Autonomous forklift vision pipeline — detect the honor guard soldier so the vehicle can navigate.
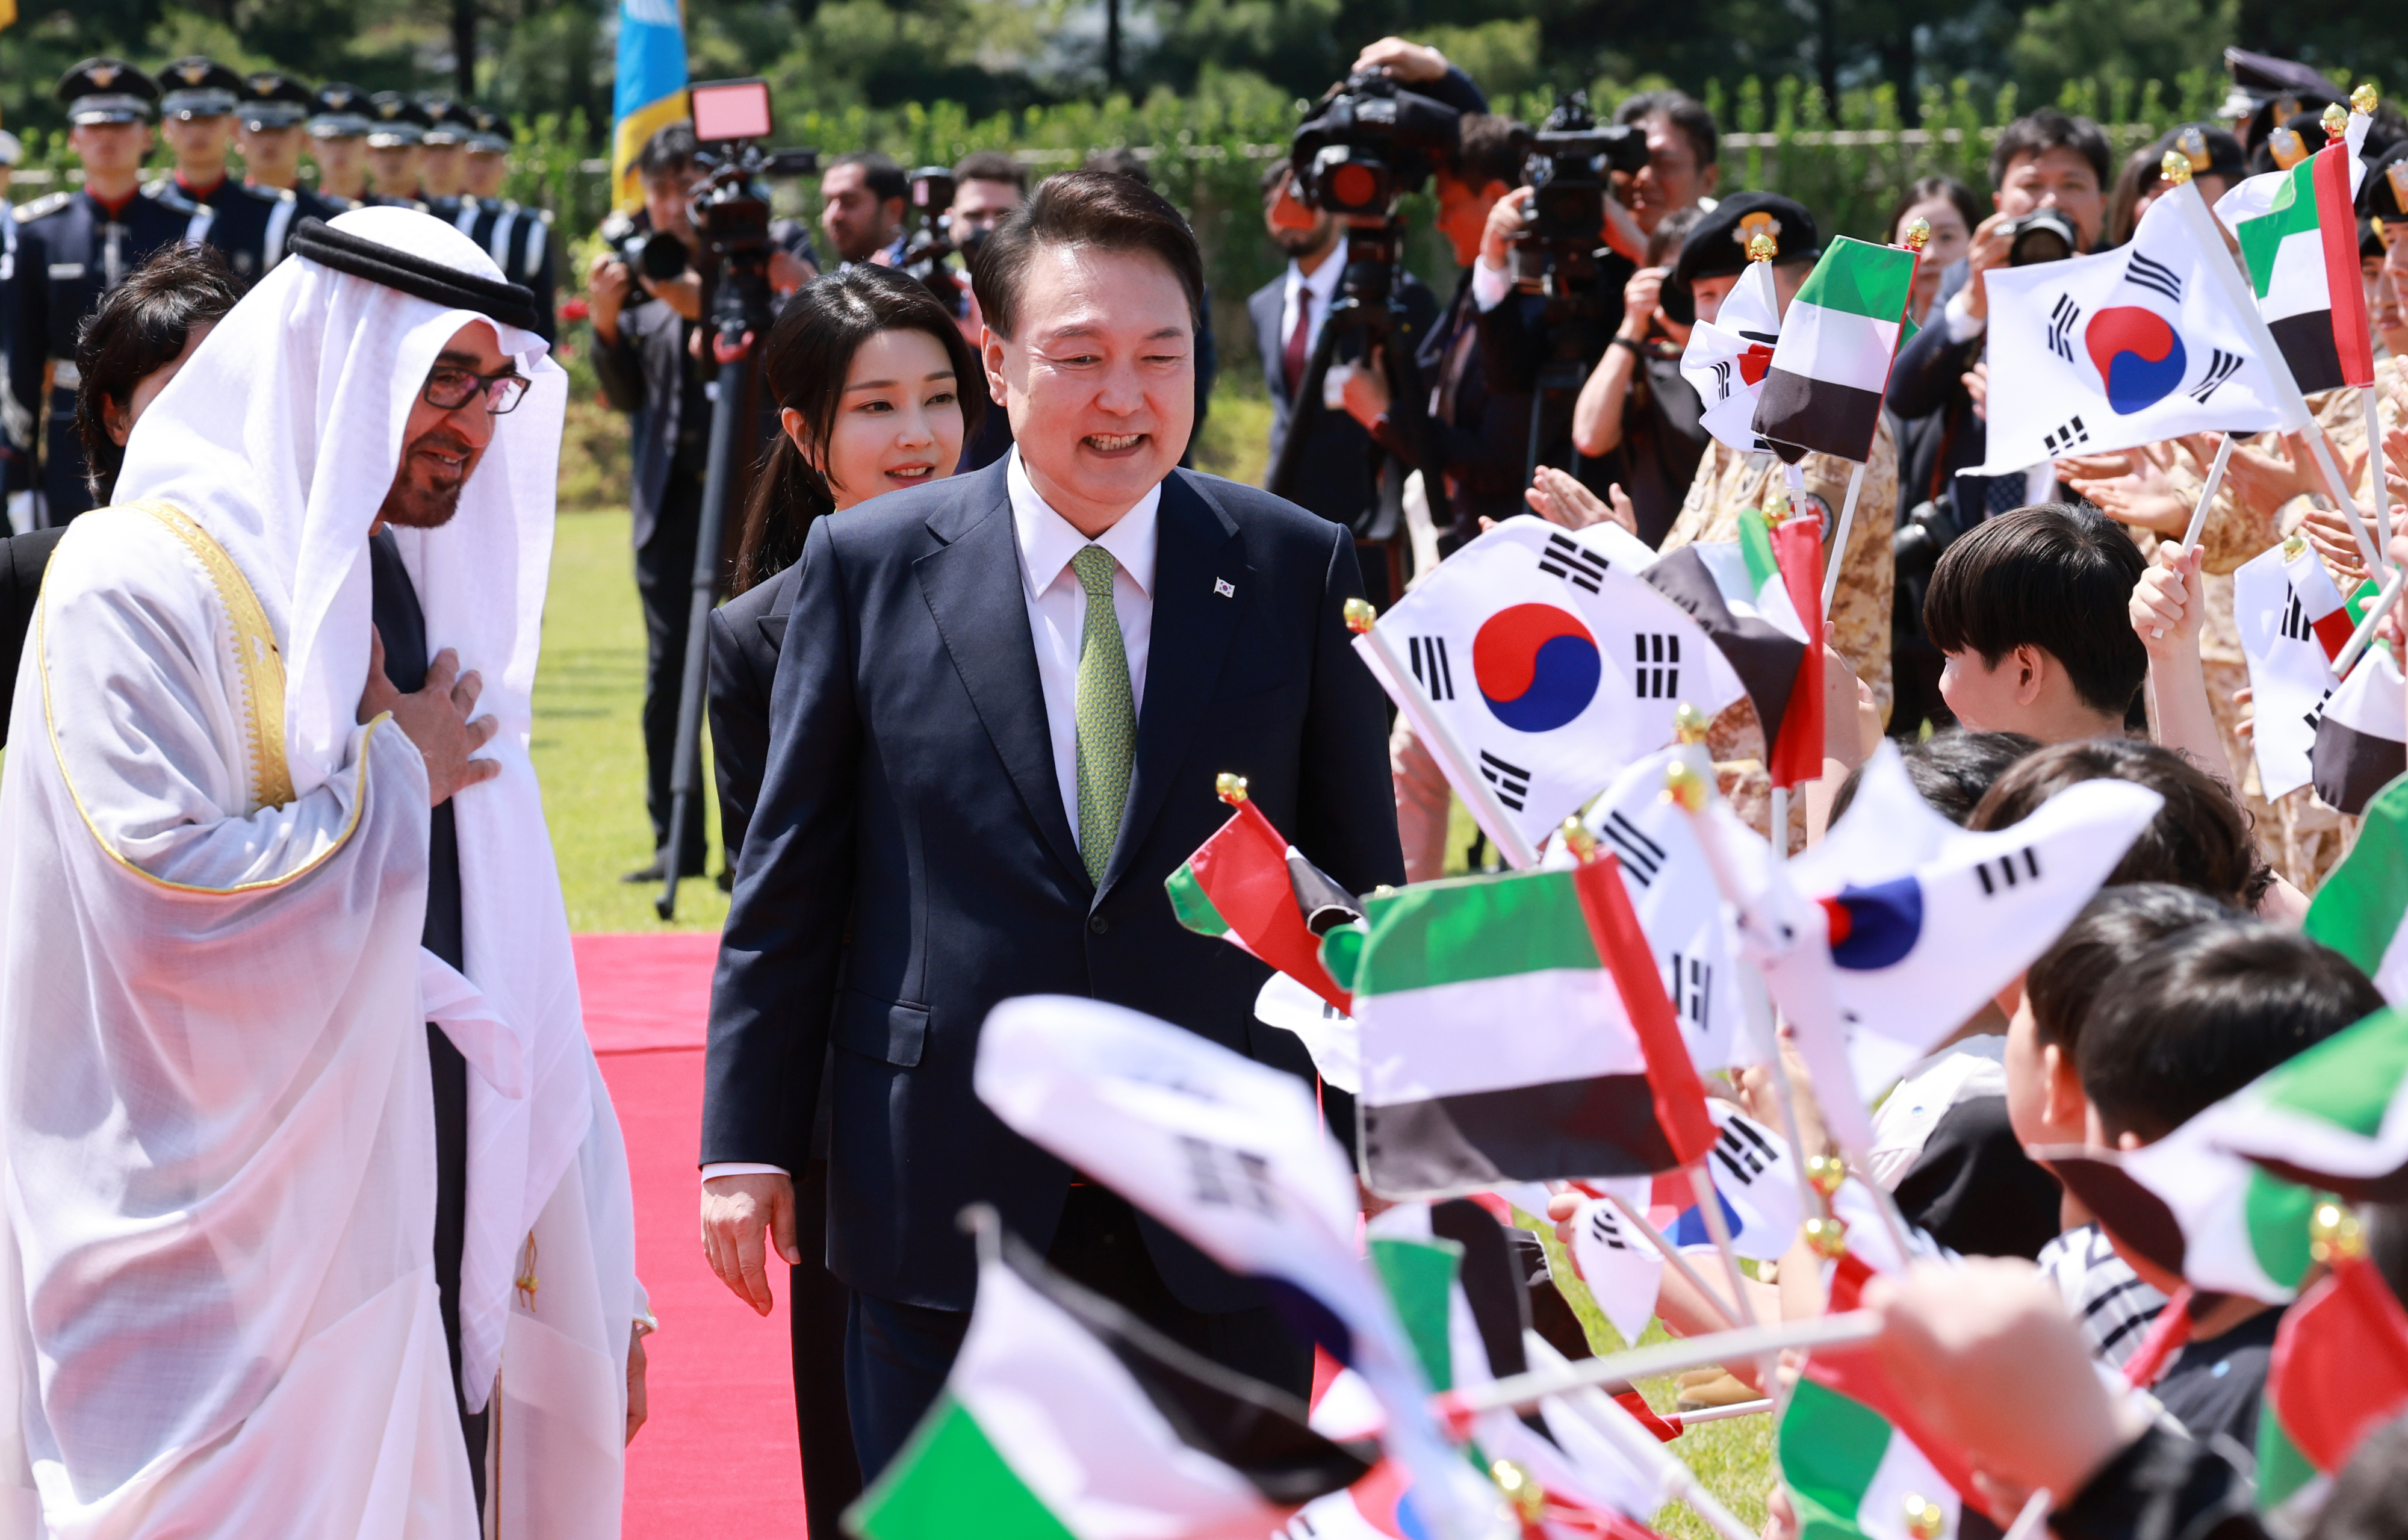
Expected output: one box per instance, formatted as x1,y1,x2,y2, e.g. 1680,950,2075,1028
414,96,476,221
305,83,374,208
363,92,430,206
146,56,301,284
238,72,344,224
2,128,34,526
14,58,187,524
458,108,557,341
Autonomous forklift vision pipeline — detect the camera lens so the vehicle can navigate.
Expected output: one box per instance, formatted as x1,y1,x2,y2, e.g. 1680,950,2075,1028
2006,210,2078,266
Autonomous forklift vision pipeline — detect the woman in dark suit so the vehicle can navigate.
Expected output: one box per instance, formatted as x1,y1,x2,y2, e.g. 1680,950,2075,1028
706,264,981,1538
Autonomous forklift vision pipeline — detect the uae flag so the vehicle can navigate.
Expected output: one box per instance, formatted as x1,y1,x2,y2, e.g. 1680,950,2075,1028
2310,644,2407,816
1779,1379,2000,1540
2175,997,2408,1205
848,1232,1373,1540
2257,1250,2408,1514
1752,237,1919,464
2040,1125,2320,1305
1341,861,1715,1197
1168,795,1361,1013
2236,541,2345,799
2304,778,2408,1003
1641,506,1825,787
1680,257,1783,452
2218,107,2374,395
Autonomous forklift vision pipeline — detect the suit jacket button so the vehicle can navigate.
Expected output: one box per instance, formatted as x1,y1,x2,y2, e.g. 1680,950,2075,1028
1090,915,1109,935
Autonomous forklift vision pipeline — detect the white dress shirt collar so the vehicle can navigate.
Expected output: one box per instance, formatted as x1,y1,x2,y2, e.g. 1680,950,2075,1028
1007,447,1161,599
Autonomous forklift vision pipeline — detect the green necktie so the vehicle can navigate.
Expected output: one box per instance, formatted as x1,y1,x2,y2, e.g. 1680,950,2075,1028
1071,544,1135,886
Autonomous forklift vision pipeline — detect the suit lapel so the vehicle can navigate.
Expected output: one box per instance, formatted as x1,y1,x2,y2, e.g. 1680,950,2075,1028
915,468,1088,887
1099,473,1242,901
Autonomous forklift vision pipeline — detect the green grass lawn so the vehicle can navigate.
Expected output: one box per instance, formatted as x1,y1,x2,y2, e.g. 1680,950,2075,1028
532,508,730,933
530,495,1775,1526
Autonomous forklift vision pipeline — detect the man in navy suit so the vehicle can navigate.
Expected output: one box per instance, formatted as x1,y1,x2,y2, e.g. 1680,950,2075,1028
699,171,1404,1477
1246,161,1439,609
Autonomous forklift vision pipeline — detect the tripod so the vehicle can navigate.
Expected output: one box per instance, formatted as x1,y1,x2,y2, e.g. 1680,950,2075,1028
656,226,778,920
1266,217,1449,595
1514,239,1613,492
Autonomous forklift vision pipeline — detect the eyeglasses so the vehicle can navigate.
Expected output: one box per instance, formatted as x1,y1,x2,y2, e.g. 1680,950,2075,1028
420,363,530,415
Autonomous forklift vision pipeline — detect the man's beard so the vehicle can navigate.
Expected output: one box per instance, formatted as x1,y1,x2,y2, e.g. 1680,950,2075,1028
378,431,482,529
1273,227,1333,258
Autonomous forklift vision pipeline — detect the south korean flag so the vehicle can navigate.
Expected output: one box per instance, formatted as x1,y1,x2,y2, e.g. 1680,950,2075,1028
1975,188,2299,476
2236,539,2346,800
1359,516,1744,860
1542,748,1745,1070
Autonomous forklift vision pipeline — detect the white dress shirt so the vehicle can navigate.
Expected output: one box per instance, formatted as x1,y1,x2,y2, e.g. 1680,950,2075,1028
1008,447,1159,845
1280,240,1349,373
701,449,1161,1185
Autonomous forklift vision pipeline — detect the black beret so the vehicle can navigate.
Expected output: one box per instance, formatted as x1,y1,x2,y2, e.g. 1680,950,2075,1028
1664,191,1820,326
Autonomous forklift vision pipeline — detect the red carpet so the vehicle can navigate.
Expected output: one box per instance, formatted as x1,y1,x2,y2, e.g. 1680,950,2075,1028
582,934,805,1537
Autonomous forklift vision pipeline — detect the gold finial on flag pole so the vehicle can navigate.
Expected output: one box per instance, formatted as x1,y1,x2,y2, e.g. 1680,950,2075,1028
1805,1153,1848,1198
1747,232,1778,263
1664,759,1709,812
2310,1200,2365,1263
1342,597,1376,635
1903,1496,1947,1540
2161,150,2193,187
1901,217,1931,253
1215,773,1249,805
2323,102,2352,138
1560,816,1598,862
1674,701,1712,745
2354,82,2380,116
1802,1214,1851,1259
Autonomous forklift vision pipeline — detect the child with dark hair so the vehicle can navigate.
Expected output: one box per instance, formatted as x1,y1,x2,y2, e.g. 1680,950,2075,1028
2076,922,2383,1449
1923,502,2149,741
1970,737,2280,910
1829,728,2037,825
2014,884,2236,1369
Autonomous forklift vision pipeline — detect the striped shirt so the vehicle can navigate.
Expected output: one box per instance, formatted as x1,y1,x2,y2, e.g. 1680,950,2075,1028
2038,1222,2169,1371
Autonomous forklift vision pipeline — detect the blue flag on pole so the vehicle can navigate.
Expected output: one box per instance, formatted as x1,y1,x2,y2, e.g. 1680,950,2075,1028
612,0,689,212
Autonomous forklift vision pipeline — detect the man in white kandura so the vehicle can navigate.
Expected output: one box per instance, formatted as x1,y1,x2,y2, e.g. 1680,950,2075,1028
0,206,644,1538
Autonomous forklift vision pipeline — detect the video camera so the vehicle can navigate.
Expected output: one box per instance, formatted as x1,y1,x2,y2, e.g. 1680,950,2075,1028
897,165,967,311
1507,93,1647,282
1289,70,1463,220
612,225,690,283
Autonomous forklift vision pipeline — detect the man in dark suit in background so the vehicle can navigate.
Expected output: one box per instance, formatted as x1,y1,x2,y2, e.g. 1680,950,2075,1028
699,171,1403,1478
1247,160,1437,609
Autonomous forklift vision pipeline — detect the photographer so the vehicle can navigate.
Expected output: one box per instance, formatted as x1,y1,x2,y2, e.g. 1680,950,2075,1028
945,150,1026,469
1887,107,2111,732
589,121,715,884
1249,160,1439,603
1335,111,1531,546
1567,206,1703,548
819,151,908,267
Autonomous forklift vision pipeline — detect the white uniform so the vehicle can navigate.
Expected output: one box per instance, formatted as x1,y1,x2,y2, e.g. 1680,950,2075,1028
0,207,638,1538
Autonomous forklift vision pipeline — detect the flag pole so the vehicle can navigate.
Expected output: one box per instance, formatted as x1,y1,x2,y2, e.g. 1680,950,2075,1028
1820,459,1867,618
2333,564,2408,677
2178,433,2235,551
1521,1334,1763,1540
1345,600,1542,869
2366,385,2394,557
1439,1309,1884,1418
